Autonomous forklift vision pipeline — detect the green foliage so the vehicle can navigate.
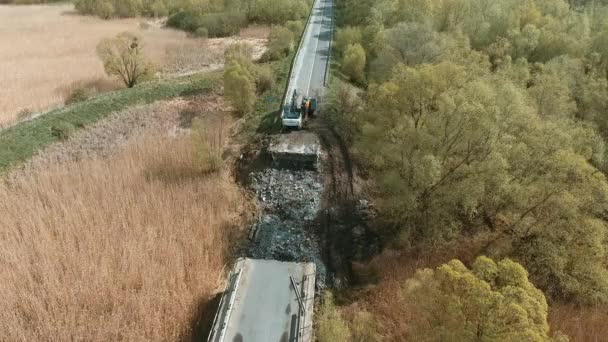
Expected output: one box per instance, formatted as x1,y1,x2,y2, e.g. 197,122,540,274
50,122,75,141
261,26,295,62
254,65,275,93
151,0,169,17
334,0,608,306
356,61,608,304
406,257,551,341
191,118,223,173
342,43,366,83
65,86,95,105
0,73,217,174
167,11,246,37
327,80,363,143
351,311,380,342
248,0,309,24
194,27,209,38
75,0,311,36
223,57,256,115
317,292,351,342
167,11,200,32
334,26,362,56
96,32,155,88
286,20,305,36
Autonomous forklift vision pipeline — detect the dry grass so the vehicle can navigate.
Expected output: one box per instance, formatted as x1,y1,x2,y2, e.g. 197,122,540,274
549,304,608,341
0,4,266,126
0,133,248,341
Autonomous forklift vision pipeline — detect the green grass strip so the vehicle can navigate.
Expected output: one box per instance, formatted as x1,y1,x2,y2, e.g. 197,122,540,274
0,72,218,173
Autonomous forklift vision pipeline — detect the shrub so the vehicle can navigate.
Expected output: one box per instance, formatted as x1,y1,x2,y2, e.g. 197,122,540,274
199,12,246,37
317,292,351,342
335,26,362,56
191,118,224,173
351,311,380,342
225,42,254,65
150,0,168,17
224,61,256,115
286,20,305,36
261,26,294,61
50,122,75,141
342,43,366,84
254,65,275,93
194,27,208,38
64,86,95,105
167,11,200,32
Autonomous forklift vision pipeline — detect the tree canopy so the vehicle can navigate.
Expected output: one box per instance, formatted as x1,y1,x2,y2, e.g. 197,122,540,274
96,32,155,88
333,0,608,305
406,257,552,341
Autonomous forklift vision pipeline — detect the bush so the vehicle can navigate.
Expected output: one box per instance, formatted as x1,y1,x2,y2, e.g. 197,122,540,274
150,0,168,17
317,292,351,342
286,20,305,36
335,26,362,56
65,87,93,105
50,122,76,141
342,43,366,84
327,81,363,143
254,65,275,93
168,11,246,37
194,27,208,38
167,11,200,32
261,26,294,62
199,12,246,37
191,118,223,174
224,61,256,115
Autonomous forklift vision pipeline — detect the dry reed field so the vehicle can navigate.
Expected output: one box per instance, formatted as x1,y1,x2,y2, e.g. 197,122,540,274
0,4,266,126
0,134,247,340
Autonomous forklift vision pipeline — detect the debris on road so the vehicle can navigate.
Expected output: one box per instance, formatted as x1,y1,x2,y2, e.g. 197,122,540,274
245,163,328,288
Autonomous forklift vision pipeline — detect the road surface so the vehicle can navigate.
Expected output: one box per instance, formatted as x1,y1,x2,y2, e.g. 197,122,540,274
208,1,332,341
290,0,333,99
208,259,316,342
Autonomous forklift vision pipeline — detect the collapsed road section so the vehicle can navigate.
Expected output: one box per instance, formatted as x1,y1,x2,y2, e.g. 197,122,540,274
208,0,334,340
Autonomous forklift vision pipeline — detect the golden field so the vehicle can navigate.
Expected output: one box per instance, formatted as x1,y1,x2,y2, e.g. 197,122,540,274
0,4,267,127
0,132,248,340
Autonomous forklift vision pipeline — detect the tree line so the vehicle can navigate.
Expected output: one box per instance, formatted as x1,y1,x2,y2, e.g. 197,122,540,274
73,0,311,37
322,0,608,339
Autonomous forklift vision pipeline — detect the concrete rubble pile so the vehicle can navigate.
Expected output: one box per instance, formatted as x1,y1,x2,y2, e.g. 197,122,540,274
246,166,328,288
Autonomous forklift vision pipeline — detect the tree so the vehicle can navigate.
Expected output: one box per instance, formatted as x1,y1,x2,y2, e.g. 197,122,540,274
369,21,456,81
96,32,155,88
405,257,552,341
334,26,362,56
356,62,608,304
528,72,576,118
223,61,256,115
342,43,366,83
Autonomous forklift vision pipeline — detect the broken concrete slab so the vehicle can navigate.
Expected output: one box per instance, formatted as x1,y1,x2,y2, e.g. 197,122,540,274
268,131,321,167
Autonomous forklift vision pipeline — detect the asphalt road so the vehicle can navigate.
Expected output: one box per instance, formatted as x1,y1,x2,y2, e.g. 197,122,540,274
211,259,316,342
292,0,333,99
